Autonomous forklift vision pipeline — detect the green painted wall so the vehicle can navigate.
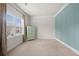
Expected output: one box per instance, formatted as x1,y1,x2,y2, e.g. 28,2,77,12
55,3,79,51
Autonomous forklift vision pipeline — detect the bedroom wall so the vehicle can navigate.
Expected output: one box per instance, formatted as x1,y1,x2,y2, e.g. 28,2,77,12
55,3,79,51
31,16,55,39
24,14,31,26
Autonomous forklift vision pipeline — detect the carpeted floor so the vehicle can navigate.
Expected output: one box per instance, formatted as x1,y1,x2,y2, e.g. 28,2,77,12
8,39,78,56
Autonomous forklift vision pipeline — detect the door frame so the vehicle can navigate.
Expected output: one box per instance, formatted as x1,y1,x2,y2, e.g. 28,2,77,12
0,3,7,56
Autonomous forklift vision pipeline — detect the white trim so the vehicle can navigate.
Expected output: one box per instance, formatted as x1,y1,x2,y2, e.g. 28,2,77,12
53,3,69,18
55,38,79,55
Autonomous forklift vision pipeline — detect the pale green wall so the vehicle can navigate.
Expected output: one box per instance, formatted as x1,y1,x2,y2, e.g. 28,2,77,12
55,3,79,51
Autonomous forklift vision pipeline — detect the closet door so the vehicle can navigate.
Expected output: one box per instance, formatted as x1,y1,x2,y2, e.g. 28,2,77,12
0,4,7,56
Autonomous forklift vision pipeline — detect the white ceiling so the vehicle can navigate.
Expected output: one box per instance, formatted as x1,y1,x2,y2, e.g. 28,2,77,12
16,3,65,16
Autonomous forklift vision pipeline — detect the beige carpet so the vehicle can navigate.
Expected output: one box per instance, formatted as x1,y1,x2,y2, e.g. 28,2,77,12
8,39,78,56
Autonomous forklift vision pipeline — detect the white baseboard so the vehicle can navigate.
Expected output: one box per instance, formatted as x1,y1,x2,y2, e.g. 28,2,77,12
55,38,79,55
